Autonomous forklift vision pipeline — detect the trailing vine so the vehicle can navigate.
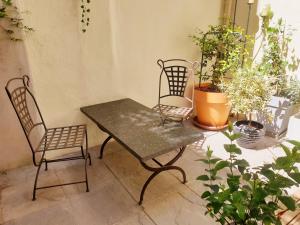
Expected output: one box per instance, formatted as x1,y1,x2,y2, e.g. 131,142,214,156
80,0,91,33
0,0,33,41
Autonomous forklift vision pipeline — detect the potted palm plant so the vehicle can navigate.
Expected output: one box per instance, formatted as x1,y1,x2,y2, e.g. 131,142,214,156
197,124,300,225
256,6,300,138
223,66,272,148
191,24,246,130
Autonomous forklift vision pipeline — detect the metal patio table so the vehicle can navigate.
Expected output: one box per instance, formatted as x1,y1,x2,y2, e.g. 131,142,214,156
80,98,203,204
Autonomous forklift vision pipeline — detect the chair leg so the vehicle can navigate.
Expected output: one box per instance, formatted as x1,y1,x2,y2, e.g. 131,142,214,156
44,160,48,171
32,152,45,201
84,132,90,192
88,153,92,166
81,146,92,166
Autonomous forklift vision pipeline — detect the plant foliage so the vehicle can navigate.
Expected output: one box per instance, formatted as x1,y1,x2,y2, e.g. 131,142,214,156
0,0,33,41
223,66,272,117
80,0,91,33
191,25,248,92
257,5,300,103
198,123,300,225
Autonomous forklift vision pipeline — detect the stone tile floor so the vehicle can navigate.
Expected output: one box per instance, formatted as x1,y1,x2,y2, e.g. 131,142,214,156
0,130,299,225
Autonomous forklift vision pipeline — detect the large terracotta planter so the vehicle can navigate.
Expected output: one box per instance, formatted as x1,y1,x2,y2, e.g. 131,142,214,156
194,86,230,130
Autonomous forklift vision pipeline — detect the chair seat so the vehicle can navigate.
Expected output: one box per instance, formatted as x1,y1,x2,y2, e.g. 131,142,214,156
153,104,193,120
36,125,86,152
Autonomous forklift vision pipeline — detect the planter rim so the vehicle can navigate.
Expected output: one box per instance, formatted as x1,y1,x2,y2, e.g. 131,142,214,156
234,120,264,130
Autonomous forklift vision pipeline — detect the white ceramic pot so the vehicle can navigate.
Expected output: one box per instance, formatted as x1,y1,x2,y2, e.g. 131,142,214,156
233,120,265,149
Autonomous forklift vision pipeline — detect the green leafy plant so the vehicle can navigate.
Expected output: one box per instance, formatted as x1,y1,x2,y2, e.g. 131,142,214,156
80,0,91,33
257,5,300,102
191,25,248,92
197,123,300,225
223,66,272,122
0,0,33,41
281,79,300,105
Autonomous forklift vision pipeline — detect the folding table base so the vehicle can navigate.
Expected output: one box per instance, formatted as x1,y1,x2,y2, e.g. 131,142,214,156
99,135,187,205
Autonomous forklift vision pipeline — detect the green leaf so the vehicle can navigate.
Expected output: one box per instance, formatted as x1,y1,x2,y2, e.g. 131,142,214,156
275,174,296,188
253,187,267,202
260,168,275,180
210,184,219,193
195,159,209,163
224,144,242,154
280,144,291,156
222,131,241,142
288,140,300,148
242,173,251,181
233,191,245,203
278,196,296,211
289,172,300,183
227,175,240,192
275,156,293,170
201,191,211,199
214,160,230,171
196,175,210,181
236,203,246,220
228,122,233,132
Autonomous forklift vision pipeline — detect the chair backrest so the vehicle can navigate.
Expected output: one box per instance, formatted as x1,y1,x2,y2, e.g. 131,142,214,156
5,75,46,165
157,59,197,106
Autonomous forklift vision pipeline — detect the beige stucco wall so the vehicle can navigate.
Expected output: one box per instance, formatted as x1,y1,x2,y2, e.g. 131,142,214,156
112,0,222,107
0,0,222,170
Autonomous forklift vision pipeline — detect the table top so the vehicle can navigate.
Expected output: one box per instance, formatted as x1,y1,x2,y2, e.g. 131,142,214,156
80,98,203,161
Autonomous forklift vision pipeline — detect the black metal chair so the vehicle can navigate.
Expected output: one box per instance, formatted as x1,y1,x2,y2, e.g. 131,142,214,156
153,59,197,124
5,75,91,200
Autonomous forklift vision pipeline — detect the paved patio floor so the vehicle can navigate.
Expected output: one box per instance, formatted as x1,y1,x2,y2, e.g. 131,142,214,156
0,129,299,225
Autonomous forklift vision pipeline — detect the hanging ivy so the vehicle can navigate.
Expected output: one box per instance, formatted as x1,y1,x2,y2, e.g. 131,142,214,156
0,0,33,41
80,0,90,33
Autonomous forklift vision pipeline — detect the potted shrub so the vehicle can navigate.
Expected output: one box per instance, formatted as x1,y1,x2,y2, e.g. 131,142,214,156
191,24,246,130
223,66,272,148
197,123,300,224
256,6,300,138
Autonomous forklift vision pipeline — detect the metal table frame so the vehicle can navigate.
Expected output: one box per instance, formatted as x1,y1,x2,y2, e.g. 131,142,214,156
99,135,187,205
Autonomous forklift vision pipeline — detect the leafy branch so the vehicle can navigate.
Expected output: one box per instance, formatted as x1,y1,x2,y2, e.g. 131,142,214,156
197,123,300,225
0,0,33,41
80,0,91,33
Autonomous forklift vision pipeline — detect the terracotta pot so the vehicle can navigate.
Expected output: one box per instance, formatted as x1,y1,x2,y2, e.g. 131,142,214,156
194,85,230,129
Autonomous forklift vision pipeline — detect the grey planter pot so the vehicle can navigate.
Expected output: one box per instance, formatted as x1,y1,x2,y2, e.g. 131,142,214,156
257,96,298,139
233,120,265,149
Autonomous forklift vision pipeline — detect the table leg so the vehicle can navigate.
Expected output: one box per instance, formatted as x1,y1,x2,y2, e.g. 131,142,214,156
99,135,112,159
138,146,187,205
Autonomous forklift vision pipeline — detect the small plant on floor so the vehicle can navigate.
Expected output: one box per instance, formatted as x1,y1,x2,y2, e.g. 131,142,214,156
222,64,273,148
80,0,91,33
223,65,272,122
197,123,300,225
0,0,33,41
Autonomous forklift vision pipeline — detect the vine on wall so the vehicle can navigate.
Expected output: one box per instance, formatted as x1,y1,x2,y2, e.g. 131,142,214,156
0,0,33,41
81,0,91,33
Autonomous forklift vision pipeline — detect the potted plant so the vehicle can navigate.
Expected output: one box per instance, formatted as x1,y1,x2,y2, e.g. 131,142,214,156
256,6,300,138
191,24,246,130
223,66,272,148
197,123,300,224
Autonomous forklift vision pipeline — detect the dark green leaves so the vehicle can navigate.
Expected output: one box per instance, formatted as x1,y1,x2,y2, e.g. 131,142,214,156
223,131,241,142
197,175,209,181
196,127,300,224
214,161,230,171
224,144,242,154
278,196,296,211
